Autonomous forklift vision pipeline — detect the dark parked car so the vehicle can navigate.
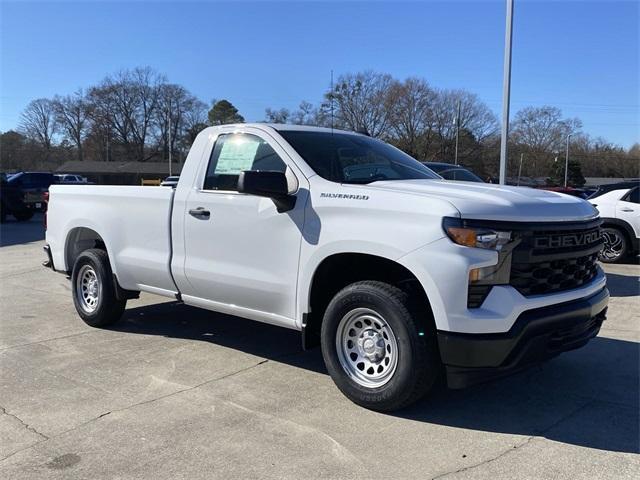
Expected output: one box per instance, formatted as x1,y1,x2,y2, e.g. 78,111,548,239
423,162,484,182
536,186,590,198
586,180,640,200
0,172,56,222
1,174,31,222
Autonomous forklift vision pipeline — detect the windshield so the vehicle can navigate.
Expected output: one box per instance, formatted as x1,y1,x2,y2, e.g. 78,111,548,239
278,130,440,184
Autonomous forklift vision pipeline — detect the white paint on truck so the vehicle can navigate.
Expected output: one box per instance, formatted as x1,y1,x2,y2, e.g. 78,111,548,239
45,123,609,410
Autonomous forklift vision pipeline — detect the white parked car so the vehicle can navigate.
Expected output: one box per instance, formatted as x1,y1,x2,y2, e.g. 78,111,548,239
43,124,608,411
588,181,640,262
55,174,90,184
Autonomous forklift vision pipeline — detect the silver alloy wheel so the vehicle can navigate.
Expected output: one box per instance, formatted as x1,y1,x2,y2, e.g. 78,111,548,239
336,307,399,388
600,230,624,261
76,265,100,313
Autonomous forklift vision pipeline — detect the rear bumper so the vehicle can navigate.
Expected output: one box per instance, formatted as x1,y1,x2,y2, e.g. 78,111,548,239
438,287,609,388
42,244,54,270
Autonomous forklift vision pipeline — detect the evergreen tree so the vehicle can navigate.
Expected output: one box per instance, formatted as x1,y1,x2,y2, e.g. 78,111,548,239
208,100,244,125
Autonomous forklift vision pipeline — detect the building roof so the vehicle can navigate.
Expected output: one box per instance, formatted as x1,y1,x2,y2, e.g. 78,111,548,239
584,177,637,186
56,161,182,175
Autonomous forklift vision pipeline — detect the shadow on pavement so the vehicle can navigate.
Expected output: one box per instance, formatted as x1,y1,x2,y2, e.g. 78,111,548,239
114,300,639,455
606,272,640,297
0,214,45,247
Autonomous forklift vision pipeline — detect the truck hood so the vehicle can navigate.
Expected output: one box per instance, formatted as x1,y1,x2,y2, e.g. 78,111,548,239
368,180,599,222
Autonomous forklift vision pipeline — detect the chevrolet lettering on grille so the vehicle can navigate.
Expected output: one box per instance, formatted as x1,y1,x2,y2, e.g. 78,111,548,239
534,231,601,249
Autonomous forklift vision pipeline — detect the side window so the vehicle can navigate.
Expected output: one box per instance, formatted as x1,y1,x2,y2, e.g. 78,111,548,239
623,187,639,204
203,133,287,191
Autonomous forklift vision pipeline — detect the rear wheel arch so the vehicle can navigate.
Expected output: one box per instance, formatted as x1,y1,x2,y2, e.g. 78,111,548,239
64,227,137,300
65,227,112,274
303,252,435,350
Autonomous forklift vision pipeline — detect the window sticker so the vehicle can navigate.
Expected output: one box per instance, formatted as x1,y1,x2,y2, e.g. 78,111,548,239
214,136,259,174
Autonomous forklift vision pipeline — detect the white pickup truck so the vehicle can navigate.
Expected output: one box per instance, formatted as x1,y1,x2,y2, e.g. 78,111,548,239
44,124,609,411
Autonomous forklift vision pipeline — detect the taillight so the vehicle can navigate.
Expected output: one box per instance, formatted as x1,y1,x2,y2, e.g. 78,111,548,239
43,191,49,229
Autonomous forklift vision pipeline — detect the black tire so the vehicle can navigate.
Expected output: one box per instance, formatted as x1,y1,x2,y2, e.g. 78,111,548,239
71,249,126,327
320,281,440,412
13,211,34,222
599,227,628,263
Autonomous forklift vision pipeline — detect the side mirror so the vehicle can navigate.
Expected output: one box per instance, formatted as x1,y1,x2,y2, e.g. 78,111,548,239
237,170,295,213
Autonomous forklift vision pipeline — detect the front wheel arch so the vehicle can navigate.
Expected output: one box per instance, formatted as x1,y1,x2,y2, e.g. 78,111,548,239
303,253,435,350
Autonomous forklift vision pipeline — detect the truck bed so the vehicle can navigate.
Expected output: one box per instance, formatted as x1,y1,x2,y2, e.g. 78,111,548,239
46,185,177,294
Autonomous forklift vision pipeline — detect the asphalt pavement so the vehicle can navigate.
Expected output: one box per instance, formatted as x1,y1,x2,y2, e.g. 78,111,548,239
0,215,638,479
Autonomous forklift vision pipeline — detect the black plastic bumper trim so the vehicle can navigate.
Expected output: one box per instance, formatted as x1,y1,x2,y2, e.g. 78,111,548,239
42,245,54,270
438,287,609,388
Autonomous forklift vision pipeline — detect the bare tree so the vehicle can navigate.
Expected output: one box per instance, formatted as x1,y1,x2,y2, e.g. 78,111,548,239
88,67,165,161
430,89,498,161
328,71,395,137
511,106,581,153
155,83,207,160
181,95,208,149
432,90,498,143
19,98,57,155
292,100,332,126
388,77,437,158
265,107,290,124
53,91,90,161
264,101,332,127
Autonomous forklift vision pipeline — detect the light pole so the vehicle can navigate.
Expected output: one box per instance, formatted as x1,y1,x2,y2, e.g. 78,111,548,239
499,0,514,185
166,99,173,177
564,133,572,188
454,99,461,165
517,153,523,186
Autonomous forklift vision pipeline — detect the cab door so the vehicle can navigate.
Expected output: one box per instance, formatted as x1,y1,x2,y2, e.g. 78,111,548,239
178,129,307,327
617,187,640,239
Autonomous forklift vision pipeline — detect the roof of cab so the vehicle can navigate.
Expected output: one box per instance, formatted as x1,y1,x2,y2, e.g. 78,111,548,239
205,123,364,136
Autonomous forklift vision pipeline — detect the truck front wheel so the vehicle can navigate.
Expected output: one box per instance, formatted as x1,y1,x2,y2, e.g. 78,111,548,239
320,281,440,411
71,249,126,327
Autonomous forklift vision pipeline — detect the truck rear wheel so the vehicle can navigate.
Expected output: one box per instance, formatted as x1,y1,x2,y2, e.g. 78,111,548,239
320,281,440,411
71,249,126,327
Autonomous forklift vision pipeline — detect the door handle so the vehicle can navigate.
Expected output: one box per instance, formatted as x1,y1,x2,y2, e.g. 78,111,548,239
620,208,634,212
189,207,210,218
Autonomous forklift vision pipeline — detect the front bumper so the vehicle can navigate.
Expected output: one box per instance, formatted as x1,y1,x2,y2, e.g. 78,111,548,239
438,287,609,388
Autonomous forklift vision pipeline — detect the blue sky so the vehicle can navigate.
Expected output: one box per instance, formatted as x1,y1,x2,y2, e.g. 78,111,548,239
1,0,638,147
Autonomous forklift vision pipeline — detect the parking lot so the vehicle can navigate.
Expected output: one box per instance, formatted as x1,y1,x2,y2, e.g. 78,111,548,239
0,215,638,479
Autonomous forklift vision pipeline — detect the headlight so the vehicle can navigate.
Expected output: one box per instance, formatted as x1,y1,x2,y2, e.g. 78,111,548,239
442,217,512,251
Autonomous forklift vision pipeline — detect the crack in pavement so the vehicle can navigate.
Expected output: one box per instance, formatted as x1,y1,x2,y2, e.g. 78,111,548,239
0,330,95,353
0,406,49,441
0,267,43,280
429,400,596,479
430,437,536,480
0,350,302,464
